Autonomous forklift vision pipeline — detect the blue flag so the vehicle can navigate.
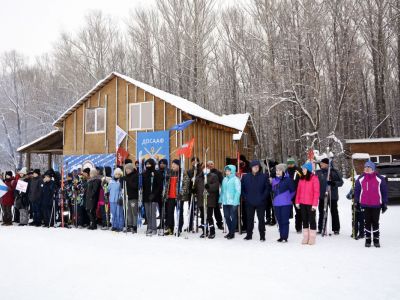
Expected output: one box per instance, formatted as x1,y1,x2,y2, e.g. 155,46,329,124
169,120,194,131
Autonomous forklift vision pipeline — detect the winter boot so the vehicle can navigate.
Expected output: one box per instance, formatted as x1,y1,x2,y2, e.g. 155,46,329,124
373,238,380,248
302,228,310,244
243,234,252,240
132,226,137,234
365,238,372,248
200,227,208,238
208,226,216,239
308,230,317,245
227,233,235,240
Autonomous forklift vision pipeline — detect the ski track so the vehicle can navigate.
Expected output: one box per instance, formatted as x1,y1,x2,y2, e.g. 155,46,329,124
0,179,399,300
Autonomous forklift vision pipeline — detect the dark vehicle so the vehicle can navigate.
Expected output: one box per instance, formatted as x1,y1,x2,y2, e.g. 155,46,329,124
376,163,400,204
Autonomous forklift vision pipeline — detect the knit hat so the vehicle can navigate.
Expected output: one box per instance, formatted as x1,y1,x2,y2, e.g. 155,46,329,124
5,171,13,177
276,163,288,173
82,168,91,175
44,170,53,178
250,160,261,168
33,169,41,176
124,159,133,165
320,158,330,165
364,160,376,171
302,162,313,173
172,159,181,168
114,168,124,177
18,167,27,175
159,159,168,166
125,163,135,173
287,157,296,165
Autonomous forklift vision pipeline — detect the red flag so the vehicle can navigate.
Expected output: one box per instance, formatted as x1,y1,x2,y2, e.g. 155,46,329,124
307,148,314,161
117,147,129,165
177,138,195,158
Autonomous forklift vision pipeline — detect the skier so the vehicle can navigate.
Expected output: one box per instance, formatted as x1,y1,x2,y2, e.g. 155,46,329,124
295,162,320,245
272,164,295,242
41,171,56,227
241,160,271,242
14,167,30,226
76,168,90,228
316,158,343,235
124,163,139,233
207,160,224,230
98,167,111,230
354,161,388,248
286,157,303,233
164,159,183,235
1,171,15,226
265,159,277,226
187,157,201,232
85,168,102,230
108,168,124,232
142,159,163,235
28,169,43,226
219,164,241,239
195,163,219,239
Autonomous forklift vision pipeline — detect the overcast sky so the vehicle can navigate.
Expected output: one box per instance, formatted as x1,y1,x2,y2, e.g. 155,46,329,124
0,0,155,58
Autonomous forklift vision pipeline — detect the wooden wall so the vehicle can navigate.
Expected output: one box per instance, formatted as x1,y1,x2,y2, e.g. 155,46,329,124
63,76,256,170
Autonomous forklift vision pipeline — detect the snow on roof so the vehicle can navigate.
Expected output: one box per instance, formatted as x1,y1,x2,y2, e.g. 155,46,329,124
346,138,400,144
351,153,370,160
53,72,253,137
17,130,61,152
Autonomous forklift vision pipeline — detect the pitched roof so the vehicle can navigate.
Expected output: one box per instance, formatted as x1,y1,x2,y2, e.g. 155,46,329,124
346,138,400,144
52,72,256,142
17,130,63,154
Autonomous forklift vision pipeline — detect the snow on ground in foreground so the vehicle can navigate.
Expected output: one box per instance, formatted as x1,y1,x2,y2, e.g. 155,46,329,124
0,179,399,300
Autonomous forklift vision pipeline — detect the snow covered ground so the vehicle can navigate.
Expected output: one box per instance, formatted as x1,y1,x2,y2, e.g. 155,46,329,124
1,179,399,300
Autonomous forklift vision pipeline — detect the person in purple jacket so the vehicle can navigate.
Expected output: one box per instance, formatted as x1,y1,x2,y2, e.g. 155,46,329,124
354,161,388,248
272,164,295,242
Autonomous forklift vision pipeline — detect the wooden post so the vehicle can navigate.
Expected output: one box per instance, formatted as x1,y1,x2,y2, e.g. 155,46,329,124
48,153,52,170
26,153,31,169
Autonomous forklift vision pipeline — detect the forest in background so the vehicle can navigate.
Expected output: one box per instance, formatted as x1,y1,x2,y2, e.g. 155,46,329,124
1,0,399,170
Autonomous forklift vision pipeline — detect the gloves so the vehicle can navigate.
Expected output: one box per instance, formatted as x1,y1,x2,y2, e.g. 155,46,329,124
117,199,123,206
295,204,300,210
327,181,335,187
311,206,317,211
382,204,388,214
205,183,210,190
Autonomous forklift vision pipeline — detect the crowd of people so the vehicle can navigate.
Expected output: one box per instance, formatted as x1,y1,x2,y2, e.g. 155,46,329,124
0,154,389,247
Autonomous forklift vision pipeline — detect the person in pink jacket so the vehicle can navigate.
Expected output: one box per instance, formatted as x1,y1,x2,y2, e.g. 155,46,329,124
295,162,320,245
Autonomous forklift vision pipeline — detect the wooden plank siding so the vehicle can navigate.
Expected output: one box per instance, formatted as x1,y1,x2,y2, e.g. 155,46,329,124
62,77,257,170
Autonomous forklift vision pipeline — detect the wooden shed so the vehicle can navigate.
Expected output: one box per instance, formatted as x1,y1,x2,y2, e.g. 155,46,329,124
19,72,258,170
346,138,400,164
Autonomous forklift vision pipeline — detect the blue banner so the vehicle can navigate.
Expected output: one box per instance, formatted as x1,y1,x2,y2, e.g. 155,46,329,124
63,154,116,174
137,131,170,164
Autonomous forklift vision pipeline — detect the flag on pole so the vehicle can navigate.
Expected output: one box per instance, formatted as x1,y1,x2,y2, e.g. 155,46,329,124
169,120,194,131
116,125,127,150
117,147,129,165
0,179,8,198
307,148,315,161
176,138,195,158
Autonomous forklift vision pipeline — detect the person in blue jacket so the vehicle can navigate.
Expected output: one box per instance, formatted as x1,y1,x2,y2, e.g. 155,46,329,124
109,168,124,232
219,165,241,240
272,164,295,242
241,160,271,241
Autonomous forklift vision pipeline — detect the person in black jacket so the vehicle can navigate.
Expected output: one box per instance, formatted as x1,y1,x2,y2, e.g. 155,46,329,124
265,159,277,226
316,158,344,235
187,157,201,232
85,169,102,230
143,159,163,235
158,158,168,228
286,157,303,233
41,171,56,227
28,169,43,226
207,160,224,230
124,163,139,233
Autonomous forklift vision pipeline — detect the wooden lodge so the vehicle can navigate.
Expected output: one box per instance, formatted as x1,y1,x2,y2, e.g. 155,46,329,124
18,72,259,170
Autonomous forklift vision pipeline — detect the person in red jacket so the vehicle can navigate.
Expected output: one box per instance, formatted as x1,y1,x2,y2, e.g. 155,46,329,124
1,171,15,225
295,162,320,245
